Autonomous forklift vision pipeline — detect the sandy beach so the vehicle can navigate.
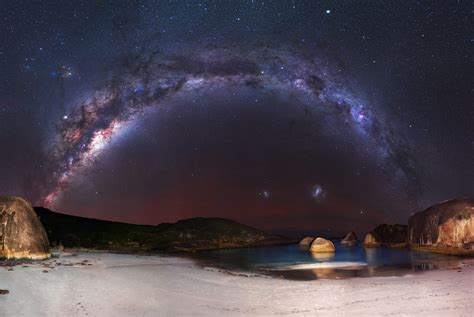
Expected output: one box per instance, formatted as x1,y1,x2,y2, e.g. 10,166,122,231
1,252,473,316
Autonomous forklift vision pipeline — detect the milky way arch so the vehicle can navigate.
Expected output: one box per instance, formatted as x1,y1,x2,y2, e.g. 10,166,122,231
41,45,418,206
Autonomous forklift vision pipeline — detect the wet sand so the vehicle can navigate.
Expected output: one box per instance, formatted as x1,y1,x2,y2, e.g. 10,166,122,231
1,252,473,316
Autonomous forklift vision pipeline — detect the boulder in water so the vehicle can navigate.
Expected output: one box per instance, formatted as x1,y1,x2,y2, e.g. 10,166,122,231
408,198,474,255
309,237,335,253
0,197,50,260
363,232,381,247
372,224,407,247
341,231,358,246
298,236,315,247
364,224,407,248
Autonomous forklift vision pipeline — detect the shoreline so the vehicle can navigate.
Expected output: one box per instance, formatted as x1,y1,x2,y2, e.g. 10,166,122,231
1,251,474,316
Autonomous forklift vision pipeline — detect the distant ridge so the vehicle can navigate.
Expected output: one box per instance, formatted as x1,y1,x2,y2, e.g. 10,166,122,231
34,207,291,252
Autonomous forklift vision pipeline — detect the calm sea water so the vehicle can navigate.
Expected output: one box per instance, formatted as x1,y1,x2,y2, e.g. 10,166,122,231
195,242,469,280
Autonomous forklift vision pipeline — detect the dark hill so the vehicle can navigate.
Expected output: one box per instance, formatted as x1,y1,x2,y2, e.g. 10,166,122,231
34,207,290,252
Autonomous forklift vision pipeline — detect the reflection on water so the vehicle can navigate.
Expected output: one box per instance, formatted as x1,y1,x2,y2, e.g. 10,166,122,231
196,242,471,280
311,252,335,262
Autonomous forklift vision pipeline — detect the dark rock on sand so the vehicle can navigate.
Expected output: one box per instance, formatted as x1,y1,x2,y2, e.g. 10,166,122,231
408,198,474,256
0,197,50,260
341,231,358,246
309,237,335,253
0,289,9,295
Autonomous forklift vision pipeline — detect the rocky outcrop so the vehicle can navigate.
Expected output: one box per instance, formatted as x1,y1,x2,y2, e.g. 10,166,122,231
363,232,381,247
0,197,50,259
364,224,407,248
341,231,358,246
298,237,315,247
408,198,474,255
309,237,335,253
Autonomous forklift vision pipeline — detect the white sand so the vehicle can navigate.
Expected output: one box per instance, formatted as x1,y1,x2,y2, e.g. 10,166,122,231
1,252,473,316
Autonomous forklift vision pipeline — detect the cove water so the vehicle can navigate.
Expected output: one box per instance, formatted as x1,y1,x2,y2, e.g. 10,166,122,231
196,242,468,280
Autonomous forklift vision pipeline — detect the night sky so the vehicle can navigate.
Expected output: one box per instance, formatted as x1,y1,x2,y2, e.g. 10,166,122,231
1,1,472,236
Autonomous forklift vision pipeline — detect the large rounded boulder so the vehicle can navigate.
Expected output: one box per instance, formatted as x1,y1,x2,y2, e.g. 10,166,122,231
408,198,474,255
0,197,51,260
341,231,358,246
298,236,315,247
309,237,335,253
